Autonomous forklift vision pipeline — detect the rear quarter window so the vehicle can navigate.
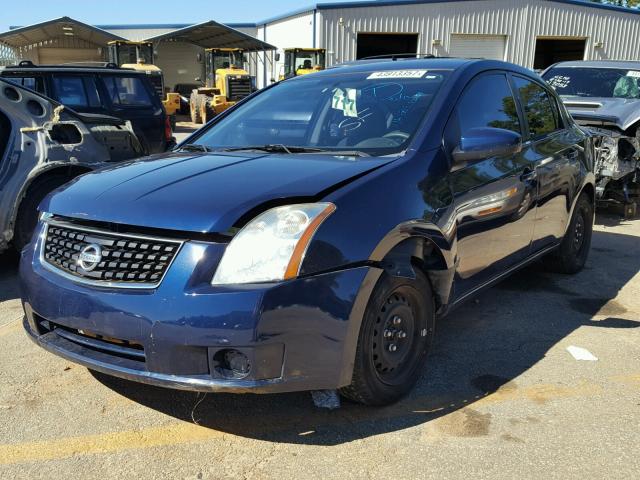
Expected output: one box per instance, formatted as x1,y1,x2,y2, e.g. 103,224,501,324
103,76,153,106
3,76,45,94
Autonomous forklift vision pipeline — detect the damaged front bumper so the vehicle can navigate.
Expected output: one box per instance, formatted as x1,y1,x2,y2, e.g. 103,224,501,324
584,126,640,204
20,226,380,394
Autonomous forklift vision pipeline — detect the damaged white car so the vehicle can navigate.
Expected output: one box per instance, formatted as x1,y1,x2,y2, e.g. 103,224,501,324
543,60,640,217
0,78,144,253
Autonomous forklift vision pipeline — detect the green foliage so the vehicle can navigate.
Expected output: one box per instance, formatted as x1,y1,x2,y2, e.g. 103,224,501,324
588,0,640,9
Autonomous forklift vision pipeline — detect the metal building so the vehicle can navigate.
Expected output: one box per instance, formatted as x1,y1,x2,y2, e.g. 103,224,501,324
255,0,640,83
3,0,640,88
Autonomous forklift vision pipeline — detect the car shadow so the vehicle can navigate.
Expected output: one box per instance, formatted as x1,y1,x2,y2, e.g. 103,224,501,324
92,228,640,445
0,250,20,302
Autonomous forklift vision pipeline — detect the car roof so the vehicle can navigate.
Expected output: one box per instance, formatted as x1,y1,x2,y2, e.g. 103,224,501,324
320,57,535,77
0,65,147,75
547,60,640,70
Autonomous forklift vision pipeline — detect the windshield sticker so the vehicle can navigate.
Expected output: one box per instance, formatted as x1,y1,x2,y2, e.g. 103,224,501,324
332,88,358,118
367,70,428,80
546,75,571,89
626,70,640,78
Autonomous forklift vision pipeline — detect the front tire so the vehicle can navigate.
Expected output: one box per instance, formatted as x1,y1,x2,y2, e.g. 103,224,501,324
340,270,435,406
189,93,202,124
543,192,594,274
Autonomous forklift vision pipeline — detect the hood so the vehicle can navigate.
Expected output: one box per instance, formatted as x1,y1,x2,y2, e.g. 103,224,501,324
560,96,640,131
43,152,394,234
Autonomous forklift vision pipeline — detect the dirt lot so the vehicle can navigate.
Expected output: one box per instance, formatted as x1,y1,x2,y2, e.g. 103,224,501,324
1,215,639,479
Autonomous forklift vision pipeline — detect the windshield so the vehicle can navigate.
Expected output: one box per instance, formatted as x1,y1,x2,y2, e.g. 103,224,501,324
212,51,244,71
543,67,640,99
193,69,451,156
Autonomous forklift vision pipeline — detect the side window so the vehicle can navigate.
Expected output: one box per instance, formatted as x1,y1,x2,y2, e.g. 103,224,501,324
513,77,561,138
103,76,152,106
4,76,44,93
456,73,521,137
51,76,101,108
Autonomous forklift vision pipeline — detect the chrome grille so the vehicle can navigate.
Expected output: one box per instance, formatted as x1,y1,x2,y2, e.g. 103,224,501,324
42,222,182,288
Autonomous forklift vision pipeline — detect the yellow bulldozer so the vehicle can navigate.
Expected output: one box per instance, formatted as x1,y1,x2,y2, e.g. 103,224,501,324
189,48,254,124
279,48,326,81
107,41,181,122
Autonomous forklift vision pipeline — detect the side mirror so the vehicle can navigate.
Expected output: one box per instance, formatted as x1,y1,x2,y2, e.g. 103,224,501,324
275,53,281,62
452,127,522,168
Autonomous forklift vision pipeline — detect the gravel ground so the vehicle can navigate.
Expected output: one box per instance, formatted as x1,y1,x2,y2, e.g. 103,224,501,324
0,215,638,479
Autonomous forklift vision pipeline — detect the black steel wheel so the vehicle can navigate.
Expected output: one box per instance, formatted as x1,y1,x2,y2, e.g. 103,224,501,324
543,192,593,274
340,270,435,406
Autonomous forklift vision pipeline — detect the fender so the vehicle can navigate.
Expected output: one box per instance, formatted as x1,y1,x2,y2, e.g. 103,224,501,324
1,162,94,250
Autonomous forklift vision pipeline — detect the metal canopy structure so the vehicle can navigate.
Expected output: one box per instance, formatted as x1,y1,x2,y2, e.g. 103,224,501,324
0,17,124,49
145,20,275,51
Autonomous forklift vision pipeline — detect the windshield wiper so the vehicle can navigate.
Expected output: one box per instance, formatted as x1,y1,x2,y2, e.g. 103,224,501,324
305,149,371,157
220,144,326,154
176,144,213,153
220,145,370,157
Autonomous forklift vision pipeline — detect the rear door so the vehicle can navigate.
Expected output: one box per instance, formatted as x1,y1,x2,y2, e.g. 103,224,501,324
49,74,106,114
99,74,166,153
510,75,586,250
446,72,538,296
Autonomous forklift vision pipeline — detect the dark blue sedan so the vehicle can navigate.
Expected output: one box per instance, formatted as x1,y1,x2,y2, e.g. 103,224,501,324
20,58,596,405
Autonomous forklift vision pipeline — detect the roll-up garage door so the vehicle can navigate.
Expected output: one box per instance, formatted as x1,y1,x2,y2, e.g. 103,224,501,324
450,34,506,61
38,48,102,65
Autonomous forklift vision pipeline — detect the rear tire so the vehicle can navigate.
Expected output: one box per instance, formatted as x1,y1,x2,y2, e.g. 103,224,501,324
543,192,593,274
13,174,70,252
189,93,202,124
340,270,435,406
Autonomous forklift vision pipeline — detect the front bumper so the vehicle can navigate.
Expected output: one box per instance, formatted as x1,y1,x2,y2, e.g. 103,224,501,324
20,225,381,394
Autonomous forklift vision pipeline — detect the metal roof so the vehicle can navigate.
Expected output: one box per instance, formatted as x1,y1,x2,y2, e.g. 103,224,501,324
256,0,640,25
145,20,275,51
0,16,124,48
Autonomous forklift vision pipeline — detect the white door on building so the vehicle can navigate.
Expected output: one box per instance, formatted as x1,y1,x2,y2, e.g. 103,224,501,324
449,34,506,61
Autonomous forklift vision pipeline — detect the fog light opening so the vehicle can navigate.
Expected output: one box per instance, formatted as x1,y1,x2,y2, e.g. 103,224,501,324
215,349,251,379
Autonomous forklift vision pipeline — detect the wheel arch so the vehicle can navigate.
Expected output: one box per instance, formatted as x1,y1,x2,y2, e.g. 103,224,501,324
375,233,455,313
10,164,93,235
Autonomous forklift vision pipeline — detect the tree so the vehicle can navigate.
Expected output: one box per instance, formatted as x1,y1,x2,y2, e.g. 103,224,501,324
589,0,640,8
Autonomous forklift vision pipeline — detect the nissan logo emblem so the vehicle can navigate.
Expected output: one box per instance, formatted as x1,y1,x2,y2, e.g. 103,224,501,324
77,244,102,272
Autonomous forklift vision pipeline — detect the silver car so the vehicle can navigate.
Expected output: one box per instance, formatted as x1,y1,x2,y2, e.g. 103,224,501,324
0,78,143,253
542,60,640,217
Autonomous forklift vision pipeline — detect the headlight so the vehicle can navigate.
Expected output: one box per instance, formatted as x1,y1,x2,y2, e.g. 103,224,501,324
212,203,336,285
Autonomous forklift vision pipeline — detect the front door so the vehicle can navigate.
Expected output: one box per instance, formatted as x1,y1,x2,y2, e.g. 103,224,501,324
446,73,538,298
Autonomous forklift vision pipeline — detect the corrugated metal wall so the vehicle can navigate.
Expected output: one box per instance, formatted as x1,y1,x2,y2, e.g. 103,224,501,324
317,0,640,68
258,11,315,83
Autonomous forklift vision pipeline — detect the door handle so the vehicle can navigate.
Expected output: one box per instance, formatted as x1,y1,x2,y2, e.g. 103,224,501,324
520,167,537,182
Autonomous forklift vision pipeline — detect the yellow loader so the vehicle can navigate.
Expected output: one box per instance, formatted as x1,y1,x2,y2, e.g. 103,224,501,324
279,48,326,81
189,48,254,124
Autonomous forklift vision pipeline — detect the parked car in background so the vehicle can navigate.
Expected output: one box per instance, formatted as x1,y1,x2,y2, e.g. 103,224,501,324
21,58,595,405
0,78,144,253
542,61,640,216
0,61,174,154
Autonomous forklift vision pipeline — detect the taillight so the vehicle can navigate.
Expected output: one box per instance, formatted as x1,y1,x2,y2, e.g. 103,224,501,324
164,116,172,142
